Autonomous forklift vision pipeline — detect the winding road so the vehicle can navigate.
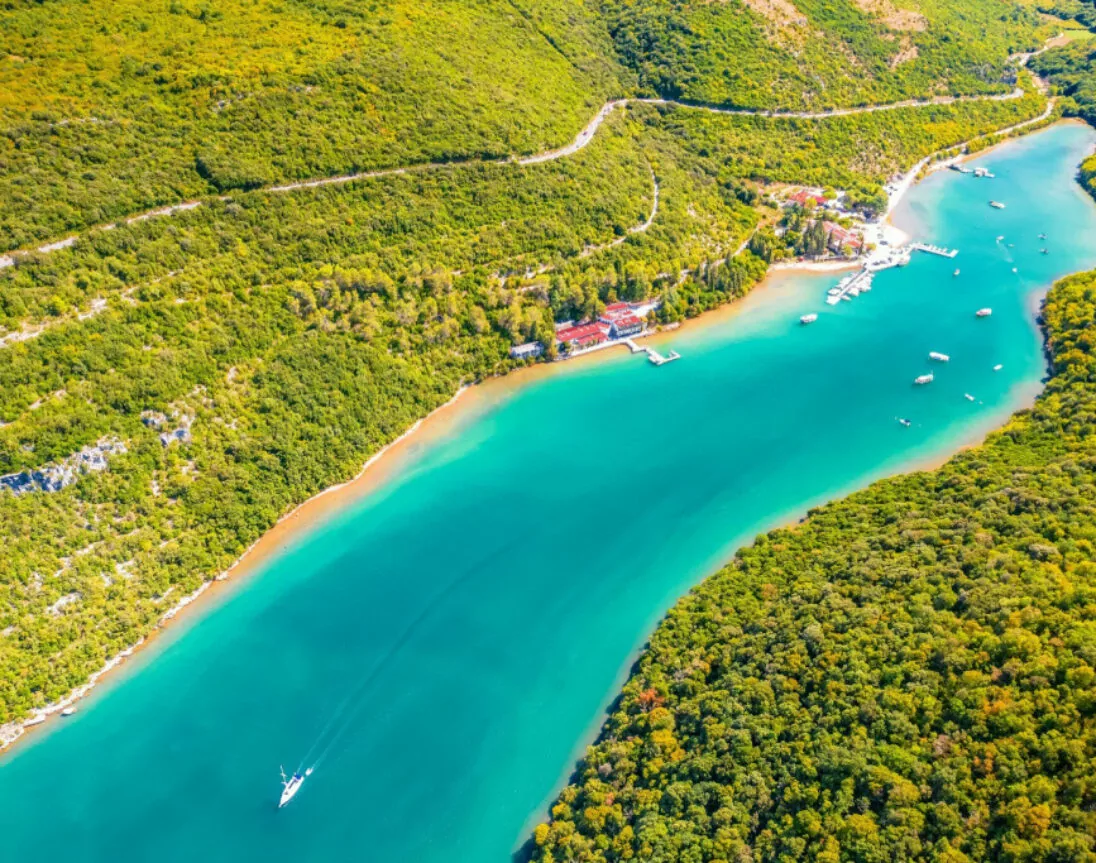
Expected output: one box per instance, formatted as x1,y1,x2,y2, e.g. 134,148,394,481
0,69,1046,272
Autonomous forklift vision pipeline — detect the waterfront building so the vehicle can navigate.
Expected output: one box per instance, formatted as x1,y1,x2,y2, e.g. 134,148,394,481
509,342,544,360
610,314,644,338
555,323,609,350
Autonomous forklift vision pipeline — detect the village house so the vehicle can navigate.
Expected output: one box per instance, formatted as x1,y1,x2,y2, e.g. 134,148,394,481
610,313,644,338
509,341,544,360
555,322,609,350
823,221,864,255
786,189,826,209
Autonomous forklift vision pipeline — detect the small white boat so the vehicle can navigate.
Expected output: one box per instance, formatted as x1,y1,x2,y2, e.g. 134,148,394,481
993,363,1003,371
964,393,975,402
61,707,76,717
279,766,313,808
827,287,842,296
825,295,841,306
914,373,934,385
848,286,860,297
996,235,1005,242
842,295,852,302
929,352,950,362
1012,267,1018,273
976,308,993,318
800,313,818,325
989,201,1006,209
953,269,960,277
898,418,912,427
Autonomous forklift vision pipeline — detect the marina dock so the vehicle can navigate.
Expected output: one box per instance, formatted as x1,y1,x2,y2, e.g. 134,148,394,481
624,338,681,365
910,242,958,258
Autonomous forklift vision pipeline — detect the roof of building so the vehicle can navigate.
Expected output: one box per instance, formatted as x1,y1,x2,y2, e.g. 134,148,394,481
788,189,824,207
612,313,643,329
556,323,609,343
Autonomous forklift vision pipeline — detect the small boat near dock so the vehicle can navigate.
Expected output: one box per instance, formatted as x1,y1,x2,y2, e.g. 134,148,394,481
928,352,950,362
976,308,993,318
61,707,76,717
914,373,934,385
800,313,818,325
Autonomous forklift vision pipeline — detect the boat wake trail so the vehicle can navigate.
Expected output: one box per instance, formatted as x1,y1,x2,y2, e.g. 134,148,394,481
294,540,518,771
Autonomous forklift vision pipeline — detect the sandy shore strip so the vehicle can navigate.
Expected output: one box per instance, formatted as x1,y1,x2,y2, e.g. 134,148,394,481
0,117,1069,758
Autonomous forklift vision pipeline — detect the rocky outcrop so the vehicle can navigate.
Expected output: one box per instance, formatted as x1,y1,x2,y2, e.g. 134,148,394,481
0,436,127,495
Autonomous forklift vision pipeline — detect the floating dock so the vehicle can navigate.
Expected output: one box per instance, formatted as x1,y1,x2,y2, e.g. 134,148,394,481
623,338,681,365
910,242,959,259
825,269,875,305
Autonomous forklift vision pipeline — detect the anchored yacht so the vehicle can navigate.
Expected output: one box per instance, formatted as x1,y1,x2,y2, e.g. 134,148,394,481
279,767,313,808
914,373,934,385
929,352,950,362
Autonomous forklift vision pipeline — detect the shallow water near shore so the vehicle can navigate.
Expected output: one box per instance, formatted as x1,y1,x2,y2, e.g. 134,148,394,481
2,122,1095,862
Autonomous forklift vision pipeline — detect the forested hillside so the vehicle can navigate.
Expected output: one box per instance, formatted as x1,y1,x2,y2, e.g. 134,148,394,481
0,0,1048,250
529,269,1096,863
0,0,625,249
599,0,1040,110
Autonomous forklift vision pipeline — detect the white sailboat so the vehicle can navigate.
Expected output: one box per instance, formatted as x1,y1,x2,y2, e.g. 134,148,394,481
279,766,313,808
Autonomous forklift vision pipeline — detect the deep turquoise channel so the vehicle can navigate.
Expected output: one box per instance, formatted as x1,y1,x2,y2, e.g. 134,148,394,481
2,123,1095,862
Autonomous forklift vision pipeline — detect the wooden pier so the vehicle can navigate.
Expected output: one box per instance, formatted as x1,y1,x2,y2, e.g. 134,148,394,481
623,338,681,365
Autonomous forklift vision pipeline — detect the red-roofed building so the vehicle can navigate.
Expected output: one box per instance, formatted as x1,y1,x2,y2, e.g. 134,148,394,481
556,322,609,349
823,221,864,254
599,302,632,323
787,189,824,208
610,314,644,338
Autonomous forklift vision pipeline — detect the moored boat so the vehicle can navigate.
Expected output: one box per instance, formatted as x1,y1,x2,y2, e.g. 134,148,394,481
993,363,1003,371
898,418,912,427
800,313,818,325
914,373,934,385
989,201,1006,209
928,352,949,362
964,394,975,402
976,308,992,317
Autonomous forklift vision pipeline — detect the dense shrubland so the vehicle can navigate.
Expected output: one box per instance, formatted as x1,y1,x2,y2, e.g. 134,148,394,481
0,0,1047,250
599,0,1041,111
528,268,1096,863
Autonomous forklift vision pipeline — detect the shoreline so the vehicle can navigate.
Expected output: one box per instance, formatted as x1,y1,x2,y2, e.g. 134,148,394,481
0,117,1073,761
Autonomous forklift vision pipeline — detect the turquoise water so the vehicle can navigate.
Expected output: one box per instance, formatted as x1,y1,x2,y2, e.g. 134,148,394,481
2,123,1095,862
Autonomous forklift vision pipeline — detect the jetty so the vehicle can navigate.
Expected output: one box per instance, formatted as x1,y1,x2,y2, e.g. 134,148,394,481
910,242,959,258
624,338,681,365
825,269,876,305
